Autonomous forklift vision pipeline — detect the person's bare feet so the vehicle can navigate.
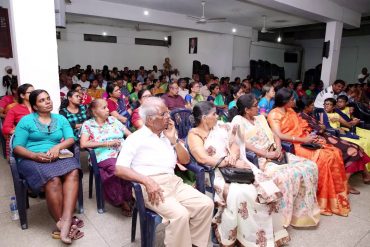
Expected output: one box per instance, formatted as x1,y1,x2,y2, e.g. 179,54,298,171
57,218,73,244
362,171,370,184
121,201,133,217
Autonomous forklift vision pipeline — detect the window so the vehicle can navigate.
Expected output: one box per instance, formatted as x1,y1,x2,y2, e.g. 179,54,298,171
84,34,117,43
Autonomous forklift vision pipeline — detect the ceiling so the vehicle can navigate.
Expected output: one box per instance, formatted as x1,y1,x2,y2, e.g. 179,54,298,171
99,0,317,29
66,13,180,32
67,0,370,34
329,0,370,16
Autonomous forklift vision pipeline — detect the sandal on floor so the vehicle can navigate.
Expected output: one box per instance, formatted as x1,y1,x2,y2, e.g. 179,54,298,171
69,225,84,240
349,187,360,195
71,216,84,228
51,229,60,239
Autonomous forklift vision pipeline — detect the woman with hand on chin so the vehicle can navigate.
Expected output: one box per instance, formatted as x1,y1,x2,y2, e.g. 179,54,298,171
12,90,83,244
80,99,133,216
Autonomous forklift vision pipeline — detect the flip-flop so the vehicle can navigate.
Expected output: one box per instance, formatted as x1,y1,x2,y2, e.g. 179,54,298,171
71,216,84,228
69,225,84,240
349,187,360,195
51,229,60,239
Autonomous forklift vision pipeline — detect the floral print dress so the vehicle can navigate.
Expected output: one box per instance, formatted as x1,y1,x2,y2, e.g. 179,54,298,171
191,122,290,247
233,115,320,228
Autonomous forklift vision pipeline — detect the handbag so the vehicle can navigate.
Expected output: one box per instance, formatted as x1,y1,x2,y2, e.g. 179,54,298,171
300,142,322,150
219,167,255,184
266,144,288,165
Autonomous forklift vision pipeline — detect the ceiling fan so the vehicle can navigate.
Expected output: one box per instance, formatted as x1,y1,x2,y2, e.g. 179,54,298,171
187,1,226,24
260,15,274,33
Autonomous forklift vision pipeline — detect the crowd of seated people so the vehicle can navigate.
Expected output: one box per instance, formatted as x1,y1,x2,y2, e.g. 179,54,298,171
2,61,370,246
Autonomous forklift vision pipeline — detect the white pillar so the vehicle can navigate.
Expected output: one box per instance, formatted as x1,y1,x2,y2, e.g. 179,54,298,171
320,21,343,87
9,0,60,112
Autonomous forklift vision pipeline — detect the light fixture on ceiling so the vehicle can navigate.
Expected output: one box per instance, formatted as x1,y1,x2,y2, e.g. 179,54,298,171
144,10,149,16
164,36,168,41
102,32,107,36
232,28,237,33
277,34,282,43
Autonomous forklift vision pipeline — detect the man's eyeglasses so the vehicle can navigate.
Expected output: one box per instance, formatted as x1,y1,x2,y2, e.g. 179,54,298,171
156,111,170,118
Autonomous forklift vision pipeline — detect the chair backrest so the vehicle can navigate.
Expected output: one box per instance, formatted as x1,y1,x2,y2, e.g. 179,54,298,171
170,108,193,139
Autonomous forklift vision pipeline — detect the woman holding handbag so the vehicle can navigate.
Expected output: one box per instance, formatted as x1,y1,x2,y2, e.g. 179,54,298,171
231,94,320,228
188,101,290,247
267,88,350,217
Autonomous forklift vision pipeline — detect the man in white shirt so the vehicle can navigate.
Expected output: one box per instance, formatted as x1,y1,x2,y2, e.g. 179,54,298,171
150,65,161,80
178,78,189,99
60,76,73,99
114,97,213,247
200,74,214,99
358,67,370,84
77,73,90,89
314,79,345,112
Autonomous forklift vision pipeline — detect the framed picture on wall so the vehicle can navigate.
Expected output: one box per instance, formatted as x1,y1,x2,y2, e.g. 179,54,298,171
0,7,13,58
189,37,197,54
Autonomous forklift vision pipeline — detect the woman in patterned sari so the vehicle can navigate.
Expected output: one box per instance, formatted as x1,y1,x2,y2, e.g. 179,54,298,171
231,94,320,227
267,88,350,217
297,98,370,194
188,101,290,247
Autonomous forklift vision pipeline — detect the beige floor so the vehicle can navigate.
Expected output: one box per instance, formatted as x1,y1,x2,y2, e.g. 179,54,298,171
0,152,369,247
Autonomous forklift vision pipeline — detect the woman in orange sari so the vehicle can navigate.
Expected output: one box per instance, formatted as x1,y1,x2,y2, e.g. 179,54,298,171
267,88,350,217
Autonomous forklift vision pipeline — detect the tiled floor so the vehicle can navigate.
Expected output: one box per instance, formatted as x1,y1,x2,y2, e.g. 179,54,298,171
0,152,369,247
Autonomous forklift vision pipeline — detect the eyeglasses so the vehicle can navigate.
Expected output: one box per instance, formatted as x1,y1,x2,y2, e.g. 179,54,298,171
156,111,170,118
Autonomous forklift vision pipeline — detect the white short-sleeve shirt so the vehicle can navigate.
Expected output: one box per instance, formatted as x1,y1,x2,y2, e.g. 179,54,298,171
116,126,177,176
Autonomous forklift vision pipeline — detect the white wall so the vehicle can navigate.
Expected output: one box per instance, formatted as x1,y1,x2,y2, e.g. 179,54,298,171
169,30,234,78
232,36,252,79
0,0,15,96
297,35,370,83
57,23,170,70
250,41,301,80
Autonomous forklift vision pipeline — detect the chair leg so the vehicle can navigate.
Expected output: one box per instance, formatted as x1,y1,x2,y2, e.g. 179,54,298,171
94,174,105,214
131,206,138,242
88,167,93,199
25,193,29,209
146,215,161,247
77,175,84,214
15,181,28,230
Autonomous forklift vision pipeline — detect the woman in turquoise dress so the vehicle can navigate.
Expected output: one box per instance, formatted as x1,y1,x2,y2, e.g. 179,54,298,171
13,89,82,244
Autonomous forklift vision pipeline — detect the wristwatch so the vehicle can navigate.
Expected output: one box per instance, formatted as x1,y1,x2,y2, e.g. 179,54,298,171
171,138,180,147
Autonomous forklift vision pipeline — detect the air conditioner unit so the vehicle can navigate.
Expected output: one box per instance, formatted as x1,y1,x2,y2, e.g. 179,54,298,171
54,0,66,28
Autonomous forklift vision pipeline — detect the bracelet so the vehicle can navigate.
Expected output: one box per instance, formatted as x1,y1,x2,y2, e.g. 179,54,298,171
214,156,227,169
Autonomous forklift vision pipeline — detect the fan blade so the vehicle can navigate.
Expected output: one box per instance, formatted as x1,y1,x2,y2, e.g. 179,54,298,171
206,17,227,21
196,20,207,24
187,15,201,20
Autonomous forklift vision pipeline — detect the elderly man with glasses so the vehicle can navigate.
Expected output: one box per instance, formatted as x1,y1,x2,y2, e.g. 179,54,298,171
115,97,213,247
161,81,186,110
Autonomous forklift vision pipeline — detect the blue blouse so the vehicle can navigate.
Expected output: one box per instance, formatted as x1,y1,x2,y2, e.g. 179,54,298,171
13,113,75,153
258,97,275,115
